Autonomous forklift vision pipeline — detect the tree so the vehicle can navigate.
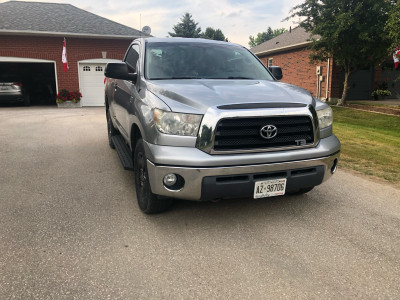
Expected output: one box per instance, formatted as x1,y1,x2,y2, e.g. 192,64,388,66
248,27,287,48
273,28,287,37
202,27,228,41
386,0,400,52
287,0,393,106
169,13,201,38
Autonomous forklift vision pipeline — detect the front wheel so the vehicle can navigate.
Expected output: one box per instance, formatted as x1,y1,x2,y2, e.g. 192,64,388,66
106,109,117,149
134,139,173,214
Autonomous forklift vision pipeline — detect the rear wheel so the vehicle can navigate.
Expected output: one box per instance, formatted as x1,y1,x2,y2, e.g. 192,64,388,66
134,139,173,214
23,94,30,106
106,109,117,149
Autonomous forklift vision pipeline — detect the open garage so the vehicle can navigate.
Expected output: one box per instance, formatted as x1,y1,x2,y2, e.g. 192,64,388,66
0,59,57,106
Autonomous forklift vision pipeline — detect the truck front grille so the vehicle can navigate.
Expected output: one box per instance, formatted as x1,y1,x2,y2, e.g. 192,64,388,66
213,116,314,151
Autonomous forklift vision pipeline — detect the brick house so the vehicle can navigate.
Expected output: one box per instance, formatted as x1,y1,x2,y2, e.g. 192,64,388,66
251,27,399,100
0,1,148,106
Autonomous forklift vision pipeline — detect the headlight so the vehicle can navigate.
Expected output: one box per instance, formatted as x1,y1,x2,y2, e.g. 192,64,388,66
316,106,333,129
153,109,203,136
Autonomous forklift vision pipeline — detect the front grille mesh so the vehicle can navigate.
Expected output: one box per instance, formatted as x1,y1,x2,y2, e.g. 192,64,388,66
213,116,314,151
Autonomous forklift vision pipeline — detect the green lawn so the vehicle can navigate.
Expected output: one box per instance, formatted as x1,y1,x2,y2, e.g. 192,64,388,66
332,106,400,186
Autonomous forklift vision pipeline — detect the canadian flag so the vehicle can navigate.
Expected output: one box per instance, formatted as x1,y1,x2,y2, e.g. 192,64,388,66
394,47,400,69
62,38,68,72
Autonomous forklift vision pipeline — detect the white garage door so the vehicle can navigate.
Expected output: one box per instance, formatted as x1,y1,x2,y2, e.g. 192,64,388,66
79,63,106,106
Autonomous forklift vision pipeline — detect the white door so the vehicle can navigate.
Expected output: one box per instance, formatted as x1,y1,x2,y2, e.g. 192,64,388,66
79,63,106,106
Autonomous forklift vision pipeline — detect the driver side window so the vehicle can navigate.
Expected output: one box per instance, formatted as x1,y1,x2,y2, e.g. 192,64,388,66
125,44,140,72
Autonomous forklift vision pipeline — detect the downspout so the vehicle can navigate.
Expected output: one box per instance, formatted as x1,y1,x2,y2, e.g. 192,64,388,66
325,57,331,100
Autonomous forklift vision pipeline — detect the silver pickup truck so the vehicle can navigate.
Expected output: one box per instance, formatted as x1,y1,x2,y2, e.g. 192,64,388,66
104,37,340,214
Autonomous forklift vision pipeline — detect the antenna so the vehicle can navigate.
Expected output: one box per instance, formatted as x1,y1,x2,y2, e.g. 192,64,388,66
142,26,151,36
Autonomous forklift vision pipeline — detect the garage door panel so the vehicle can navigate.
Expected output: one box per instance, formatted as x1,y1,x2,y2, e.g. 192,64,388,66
79,63,106,106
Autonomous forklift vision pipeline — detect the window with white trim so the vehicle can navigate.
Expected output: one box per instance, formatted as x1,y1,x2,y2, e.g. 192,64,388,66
95,66,103,72
83,66,91,71
268,58,273,67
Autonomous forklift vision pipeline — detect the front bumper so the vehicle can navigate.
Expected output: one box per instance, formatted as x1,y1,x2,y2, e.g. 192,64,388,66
145,135,340,201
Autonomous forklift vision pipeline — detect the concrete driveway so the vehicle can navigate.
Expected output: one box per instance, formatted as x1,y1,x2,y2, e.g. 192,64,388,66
1,107,399,299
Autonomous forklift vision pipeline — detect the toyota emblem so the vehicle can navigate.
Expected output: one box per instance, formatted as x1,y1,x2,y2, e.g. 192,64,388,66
260,125,278,139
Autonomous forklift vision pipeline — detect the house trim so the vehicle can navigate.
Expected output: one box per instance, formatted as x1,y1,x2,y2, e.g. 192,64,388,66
0,30,139,40
254,41,312,57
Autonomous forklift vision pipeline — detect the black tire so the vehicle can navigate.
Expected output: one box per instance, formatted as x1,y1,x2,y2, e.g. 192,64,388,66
287,186,315,195
106,109,117,149
134,139,173,214
23,94,30,106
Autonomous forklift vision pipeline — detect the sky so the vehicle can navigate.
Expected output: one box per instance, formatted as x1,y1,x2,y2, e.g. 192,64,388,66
0,0,304,47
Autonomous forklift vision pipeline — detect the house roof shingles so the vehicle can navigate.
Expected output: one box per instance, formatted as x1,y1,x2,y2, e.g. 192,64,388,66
0,1,146,38
250,27,317,56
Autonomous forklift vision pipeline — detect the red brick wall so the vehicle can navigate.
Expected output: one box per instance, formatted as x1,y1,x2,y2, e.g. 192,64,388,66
0,35,132,92
259,48,341,99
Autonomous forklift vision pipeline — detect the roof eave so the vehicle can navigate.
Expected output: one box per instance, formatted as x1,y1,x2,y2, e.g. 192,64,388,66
0,29,143,40
253,41,312,57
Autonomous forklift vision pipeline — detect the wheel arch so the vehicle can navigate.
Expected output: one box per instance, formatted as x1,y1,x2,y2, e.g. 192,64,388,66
130,123,143,153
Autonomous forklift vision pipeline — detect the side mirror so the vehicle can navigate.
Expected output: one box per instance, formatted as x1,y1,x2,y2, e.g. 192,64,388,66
269,66,283,80
105,62,137,81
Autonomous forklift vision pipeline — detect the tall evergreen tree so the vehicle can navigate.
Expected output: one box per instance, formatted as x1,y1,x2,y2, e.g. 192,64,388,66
169,13,202,38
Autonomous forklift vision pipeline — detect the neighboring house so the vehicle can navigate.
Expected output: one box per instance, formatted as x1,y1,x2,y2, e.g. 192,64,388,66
251,27,399,100
0,1,148,106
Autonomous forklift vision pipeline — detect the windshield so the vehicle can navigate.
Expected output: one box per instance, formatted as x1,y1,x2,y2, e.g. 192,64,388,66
145,42,274,80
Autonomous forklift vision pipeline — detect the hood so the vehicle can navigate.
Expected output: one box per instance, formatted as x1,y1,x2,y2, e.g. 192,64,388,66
146,79,314,114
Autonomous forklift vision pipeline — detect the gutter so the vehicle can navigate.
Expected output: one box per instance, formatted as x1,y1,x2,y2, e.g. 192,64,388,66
0,29,145,40
253,41,312,57
325,57,331,100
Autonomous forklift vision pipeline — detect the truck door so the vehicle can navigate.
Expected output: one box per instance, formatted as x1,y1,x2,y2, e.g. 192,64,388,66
114,44,140,138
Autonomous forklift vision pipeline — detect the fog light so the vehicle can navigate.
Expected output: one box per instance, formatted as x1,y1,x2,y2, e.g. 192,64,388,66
163,173,177,186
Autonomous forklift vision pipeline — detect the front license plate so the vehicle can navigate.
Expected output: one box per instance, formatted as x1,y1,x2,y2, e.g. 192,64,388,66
1,86,8,90
254,178,286,199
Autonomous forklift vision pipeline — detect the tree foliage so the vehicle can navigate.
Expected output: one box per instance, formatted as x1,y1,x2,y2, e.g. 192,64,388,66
386,0,400,52
287,0,393,105
248,27,287,48
169,13,229,41
202,27,228,42
169,13,202,38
